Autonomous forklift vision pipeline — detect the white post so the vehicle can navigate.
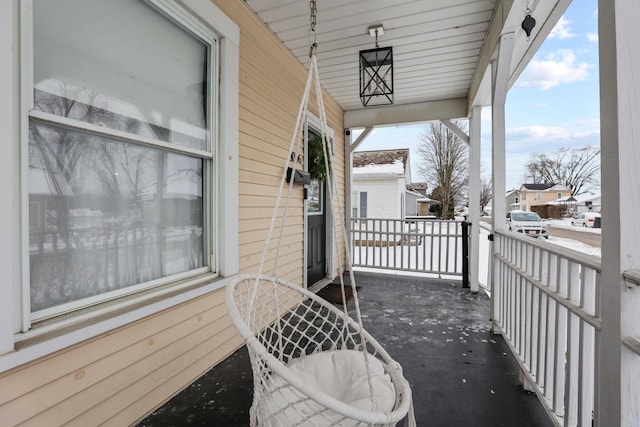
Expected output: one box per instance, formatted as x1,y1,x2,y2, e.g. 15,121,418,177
490,33,514,331
468,106,482,293
598,1,640,425
490,33,514,231
344,128,353,254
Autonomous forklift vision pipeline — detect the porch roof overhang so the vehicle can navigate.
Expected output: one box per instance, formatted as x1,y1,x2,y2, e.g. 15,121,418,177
245,0,570,128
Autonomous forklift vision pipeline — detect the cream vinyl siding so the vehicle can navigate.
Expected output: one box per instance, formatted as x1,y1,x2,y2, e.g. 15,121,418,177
0,0,345,425
0,291,242,426
226,0,345,280
519,189,571,211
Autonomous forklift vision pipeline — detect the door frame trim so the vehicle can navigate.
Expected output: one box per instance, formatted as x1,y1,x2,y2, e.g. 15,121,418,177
304,112,334,288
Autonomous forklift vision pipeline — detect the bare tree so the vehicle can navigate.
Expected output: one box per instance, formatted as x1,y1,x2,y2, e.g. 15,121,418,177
479,176,492,213
524,145,600,195
417,121,468,218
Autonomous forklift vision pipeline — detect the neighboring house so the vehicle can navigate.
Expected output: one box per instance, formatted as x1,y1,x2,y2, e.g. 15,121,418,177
352,149,412,219
518,183,571,211
0,2,347,425
575,193,602,214
406,182,428,196
544,195,577,216
405,188,426,216
417,198,442,217
505,189,519,212
405,182,428,216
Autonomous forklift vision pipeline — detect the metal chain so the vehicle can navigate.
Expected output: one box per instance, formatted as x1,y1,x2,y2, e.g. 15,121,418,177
309,0,317,57
310,0,317,31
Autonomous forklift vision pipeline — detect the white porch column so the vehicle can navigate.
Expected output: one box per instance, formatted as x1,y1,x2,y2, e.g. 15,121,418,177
468,107,481,293
344,127,373,270
490,33,514,230
344,129,353,251
598,1,640,425
489,33,514,330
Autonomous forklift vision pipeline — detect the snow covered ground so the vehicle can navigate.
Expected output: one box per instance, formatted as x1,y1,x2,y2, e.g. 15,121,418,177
546,217,601,256
546,235,601,256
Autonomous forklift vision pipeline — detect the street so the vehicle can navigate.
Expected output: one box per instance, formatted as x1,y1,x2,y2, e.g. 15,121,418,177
479,218,601,248
547,224,601,248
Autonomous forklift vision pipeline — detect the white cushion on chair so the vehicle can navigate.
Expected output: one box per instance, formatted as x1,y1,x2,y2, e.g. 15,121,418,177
263,350,396,426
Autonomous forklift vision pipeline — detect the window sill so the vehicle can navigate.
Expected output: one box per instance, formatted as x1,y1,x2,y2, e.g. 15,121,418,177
1,273,231,373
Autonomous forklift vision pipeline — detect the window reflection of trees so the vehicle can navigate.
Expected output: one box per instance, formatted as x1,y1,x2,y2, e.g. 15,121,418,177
29,89,204,312
308,179,322,213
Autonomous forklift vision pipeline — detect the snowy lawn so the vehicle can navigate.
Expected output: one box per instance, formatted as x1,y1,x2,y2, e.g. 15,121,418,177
546,236,601,257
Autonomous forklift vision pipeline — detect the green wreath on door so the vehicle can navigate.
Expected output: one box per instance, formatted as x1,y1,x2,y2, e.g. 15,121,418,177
308,134,331,182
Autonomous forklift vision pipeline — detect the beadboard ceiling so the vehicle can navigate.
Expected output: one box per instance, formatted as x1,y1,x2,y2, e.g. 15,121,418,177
245,0,570,124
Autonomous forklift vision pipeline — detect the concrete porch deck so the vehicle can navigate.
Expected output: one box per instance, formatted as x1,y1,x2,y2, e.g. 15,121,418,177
138,271,553,427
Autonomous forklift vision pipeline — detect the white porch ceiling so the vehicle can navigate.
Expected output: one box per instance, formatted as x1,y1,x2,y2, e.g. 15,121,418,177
245,0,570,126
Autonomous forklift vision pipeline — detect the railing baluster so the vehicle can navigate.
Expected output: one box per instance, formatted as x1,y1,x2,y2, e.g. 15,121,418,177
545,293,552,403
536,288,544,389
444,221,450,275
527,280,534,370
416,221,420,272
452,221,458,273
364,219,369,267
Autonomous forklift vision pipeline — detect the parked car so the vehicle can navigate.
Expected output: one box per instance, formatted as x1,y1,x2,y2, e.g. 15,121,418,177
571,212,601,228
506,210,549,239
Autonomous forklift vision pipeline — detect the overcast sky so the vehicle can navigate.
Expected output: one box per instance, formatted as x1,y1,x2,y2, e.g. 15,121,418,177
353,0,600,194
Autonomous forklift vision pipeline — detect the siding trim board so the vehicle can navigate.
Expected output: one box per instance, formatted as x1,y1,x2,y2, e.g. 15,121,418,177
1,275,232,374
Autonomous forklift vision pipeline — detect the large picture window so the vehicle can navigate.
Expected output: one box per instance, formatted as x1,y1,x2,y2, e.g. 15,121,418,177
26,0,216,320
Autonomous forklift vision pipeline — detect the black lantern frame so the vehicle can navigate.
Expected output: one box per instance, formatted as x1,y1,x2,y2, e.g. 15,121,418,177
359,46,394,107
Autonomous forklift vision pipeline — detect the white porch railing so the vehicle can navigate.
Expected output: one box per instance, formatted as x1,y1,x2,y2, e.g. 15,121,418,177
350,217,466,277
492,229,601,427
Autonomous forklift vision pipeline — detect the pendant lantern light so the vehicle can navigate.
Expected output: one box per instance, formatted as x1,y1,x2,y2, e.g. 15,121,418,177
359,25,393,107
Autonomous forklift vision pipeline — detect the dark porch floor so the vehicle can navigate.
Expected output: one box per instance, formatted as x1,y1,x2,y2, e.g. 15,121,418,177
138,271,553,427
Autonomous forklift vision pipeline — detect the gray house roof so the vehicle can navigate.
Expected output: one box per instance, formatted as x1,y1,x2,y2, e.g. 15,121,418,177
353,149,408,169
406,182,427,196
353,149,411,182
521,183,555,191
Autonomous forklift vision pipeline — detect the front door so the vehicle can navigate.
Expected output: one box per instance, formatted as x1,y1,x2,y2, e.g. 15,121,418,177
306,127,327,286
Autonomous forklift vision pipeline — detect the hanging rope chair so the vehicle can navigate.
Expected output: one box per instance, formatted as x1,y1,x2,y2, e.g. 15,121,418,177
226,4,415,425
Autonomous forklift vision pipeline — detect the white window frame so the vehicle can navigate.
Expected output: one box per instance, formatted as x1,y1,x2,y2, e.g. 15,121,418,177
0,0,239,366
23,0,219,326
350,191,368,219
360,192,368,219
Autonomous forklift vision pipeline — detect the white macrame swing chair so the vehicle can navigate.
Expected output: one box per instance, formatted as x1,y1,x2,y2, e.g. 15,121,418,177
226,13,416,425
